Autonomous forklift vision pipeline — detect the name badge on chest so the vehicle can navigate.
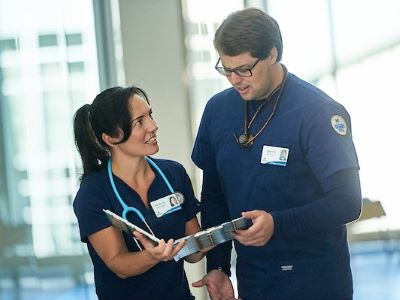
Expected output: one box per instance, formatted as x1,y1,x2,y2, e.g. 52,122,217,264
261,145,289,166
150,193,182,218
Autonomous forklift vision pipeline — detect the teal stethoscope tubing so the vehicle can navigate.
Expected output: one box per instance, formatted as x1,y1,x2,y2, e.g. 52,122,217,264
107,156,177,249
107,156,175,222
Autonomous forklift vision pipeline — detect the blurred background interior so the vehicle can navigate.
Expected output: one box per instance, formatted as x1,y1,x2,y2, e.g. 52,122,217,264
0,0,399,299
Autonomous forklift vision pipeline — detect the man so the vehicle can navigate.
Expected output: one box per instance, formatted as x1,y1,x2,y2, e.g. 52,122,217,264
191,8,361,300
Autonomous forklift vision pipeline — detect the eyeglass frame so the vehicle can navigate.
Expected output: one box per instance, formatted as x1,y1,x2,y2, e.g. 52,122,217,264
214,57,261,77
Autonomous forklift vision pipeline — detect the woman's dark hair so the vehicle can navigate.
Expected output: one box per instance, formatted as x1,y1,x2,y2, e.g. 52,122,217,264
214,8,283,61
73,85,149,179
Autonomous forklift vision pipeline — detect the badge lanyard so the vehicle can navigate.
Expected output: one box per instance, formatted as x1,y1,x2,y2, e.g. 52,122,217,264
107,156,183,249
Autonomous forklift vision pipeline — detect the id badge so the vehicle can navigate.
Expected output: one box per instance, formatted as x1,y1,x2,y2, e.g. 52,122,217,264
150,193,182,218
261,145,289,166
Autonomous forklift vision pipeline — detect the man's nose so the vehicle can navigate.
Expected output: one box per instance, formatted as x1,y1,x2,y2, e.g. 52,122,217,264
229,72,243,85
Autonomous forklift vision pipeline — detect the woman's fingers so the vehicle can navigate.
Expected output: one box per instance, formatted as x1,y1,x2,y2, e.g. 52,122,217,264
171,239,186,256
133,232,186,262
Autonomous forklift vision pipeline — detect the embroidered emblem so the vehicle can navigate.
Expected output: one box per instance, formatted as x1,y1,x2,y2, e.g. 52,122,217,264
331,115,347,136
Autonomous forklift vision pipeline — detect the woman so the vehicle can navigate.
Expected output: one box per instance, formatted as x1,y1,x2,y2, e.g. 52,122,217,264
73,85,204,299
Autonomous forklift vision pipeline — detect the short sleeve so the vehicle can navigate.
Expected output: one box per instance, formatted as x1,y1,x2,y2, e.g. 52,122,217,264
73,176,112,243
192,101,218,173
303,103,359,179
178,165,201,221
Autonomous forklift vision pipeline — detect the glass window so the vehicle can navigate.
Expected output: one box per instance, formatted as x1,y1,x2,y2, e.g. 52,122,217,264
332,0,400,64
65,32,83,46
68,61,85,73
38,33,58,47
0,0,99,297
0,38,18,52
268,0,333,79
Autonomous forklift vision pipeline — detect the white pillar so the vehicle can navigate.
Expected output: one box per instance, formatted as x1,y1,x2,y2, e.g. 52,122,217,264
118,1,206,299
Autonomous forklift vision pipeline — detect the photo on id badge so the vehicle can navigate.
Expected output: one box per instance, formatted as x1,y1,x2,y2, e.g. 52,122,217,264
169,196,179,207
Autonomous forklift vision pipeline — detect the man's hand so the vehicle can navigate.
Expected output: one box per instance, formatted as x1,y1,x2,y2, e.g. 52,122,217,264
233,210,274,246
192,269,236,300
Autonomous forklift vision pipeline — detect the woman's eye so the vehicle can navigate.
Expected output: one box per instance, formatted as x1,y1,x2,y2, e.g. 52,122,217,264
134,119,143,127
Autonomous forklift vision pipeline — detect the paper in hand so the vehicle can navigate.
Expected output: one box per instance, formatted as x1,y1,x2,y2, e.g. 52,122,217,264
103,209,160,244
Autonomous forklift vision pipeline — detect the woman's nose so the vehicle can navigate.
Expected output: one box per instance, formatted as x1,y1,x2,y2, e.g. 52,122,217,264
148,117,158,132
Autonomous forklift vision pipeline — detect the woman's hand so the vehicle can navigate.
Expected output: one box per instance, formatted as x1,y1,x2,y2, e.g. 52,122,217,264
133,231,186,262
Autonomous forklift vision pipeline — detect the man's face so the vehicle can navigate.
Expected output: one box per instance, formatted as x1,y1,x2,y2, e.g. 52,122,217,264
219,51,277,101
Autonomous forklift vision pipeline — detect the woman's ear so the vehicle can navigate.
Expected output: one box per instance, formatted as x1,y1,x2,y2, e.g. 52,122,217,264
102,133,119,148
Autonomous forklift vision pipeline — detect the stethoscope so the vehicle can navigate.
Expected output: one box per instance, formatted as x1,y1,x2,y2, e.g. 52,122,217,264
107,156,184,249
235,64,288,148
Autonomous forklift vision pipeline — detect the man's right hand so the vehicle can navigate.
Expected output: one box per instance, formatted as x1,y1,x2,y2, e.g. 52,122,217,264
192,269,237,300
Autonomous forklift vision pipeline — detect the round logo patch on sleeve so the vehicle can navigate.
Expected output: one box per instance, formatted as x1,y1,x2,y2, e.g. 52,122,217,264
330,115,347,135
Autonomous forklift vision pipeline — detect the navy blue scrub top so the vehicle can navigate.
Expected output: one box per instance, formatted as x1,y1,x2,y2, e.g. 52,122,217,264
73,158,200,300
192,73,360,299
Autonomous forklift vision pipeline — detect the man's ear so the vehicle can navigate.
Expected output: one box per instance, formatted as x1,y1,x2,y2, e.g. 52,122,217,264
102,133,119,147
267,47,278,64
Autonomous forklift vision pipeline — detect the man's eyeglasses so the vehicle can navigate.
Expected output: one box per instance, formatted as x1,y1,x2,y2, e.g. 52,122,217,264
214,57,261,77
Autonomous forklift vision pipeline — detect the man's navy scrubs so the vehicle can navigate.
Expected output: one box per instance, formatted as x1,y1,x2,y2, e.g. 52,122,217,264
192,73,361,300
73,158,200,300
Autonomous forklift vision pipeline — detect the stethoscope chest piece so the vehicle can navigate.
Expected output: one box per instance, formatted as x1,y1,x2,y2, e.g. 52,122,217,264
237,133,253,147
238,134,249,145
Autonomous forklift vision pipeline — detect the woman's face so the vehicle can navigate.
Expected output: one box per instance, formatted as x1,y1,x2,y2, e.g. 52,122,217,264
113,94,159,158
